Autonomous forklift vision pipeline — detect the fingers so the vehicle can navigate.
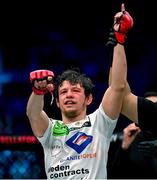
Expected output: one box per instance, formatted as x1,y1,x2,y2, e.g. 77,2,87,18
124,123,141,137
114,3,125,22
121,3,125,13
113,4,125,31
34,76,54,91
129,129,138,137
47,76,53,82
114,3,126,21
34,79,47,89
47,84,55,93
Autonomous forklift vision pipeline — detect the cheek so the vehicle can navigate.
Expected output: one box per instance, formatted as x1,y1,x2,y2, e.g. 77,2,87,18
57,96,65,107
78,96,87,104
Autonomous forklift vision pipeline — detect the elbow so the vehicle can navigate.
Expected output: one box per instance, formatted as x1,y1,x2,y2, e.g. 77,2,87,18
112,82,126,92
118,83,126,91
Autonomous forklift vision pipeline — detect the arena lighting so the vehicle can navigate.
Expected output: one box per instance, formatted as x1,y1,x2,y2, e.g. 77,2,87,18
0,135,39,144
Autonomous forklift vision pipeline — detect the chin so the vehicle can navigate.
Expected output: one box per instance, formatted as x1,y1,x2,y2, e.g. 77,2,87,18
65,110,77,118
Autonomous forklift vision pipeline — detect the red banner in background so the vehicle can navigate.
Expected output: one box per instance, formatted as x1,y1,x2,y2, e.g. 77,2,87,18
0,135,39,144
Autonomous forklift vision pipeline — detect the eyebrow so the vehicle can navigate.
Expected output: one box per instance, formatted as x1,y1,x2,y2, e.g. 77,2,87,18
59,85,84,93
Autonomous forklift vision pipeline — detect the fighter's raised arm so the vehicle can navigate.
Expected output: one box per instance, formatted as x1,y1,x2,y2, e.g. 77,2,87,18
103,3,133,120
26,70,55,137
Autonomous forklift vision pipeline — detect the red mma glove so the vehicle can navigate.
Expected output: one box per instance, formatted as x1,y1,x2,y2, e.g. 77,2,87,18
30,70,55,95
114,3,134,44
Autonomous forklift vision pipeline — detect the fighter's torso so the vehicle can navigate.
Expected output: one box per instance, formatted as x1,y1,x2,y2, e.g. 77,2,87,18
38,105,117,179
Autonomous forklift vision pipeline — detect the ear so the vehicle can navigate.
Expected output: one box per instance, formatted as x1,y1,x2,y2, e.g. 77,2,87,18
56,98,60,108
86,94,93,106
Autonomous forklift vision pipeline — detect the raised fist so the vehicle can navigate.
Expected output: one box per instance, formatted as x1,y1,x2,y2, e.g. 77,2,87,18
114,3,134,44
30,70,55,95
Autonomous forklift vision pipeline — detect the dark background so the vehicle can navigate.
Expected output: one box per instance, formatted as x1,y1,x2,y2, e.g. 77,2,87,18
0,0,156,178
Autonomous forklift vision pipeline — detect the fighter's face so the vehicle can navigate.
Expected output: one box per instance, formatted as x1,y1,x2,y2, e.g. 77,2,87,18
57,81,91,118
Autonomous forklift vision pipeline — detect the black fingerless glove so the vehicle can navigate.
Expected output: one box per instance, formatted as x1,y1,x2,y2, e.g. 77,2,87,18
106,28,117,48
106,28,117,67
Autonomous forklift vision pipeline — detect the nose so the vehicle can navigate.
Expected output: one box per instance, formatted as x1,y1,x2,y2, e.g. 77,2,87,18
66,90,73,97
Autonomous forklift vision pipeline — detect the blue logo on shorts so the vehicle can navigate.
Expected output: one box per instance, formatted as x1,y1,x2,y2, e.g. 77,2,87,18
66,132,93,154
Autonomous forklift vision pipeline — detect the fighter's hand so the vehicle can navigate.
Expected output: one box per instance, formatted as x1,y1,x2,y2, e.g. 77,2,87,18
30,70,55,95
114,3,134,44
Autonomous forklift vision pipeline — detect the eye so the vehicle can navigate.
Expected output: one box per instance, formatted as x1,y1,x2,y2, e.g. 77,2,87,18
60,90,67,95
73,88,81,93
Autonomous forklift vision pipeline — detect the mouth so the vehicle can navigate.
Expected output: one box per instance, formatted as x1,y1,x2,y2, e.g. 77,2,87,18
64,100,76,105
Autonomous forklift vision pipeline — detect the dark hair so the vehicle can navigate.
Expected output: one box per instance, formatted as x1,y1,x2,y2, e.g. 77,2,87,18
144,91,157,98
54,68,95,98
